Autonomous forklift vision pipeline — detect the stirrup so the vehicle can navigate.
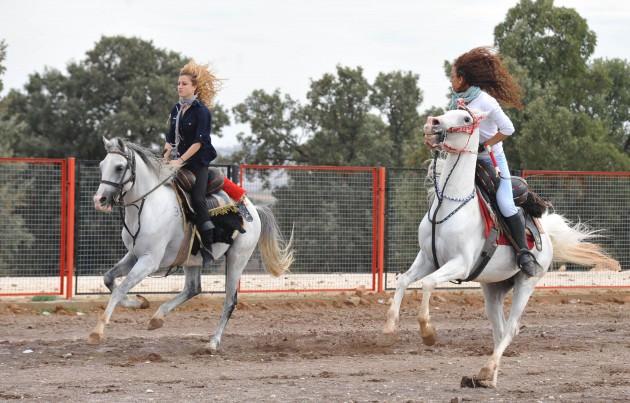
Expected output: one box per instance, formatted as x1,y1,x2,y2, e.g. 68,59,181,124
517,249,543,277
200,247,214,269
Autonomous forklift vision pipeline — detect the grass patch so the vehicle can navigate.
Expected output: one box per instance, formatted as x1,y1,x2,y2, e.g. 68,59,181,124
31,295,57,302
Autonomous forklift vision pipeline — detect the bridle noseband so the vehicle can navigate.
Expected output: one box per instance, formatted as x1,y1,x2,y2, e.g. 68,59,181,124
100,148,137,204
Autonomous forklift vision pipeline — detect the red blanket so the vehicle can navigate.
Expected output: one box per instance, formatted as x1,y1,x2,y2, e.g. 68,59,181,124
477,194,534,249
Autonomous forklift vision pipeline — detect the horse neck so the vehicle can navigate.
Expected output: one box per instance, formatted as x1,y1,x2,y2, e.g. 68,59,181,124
122,154,159,204
437,137,478,198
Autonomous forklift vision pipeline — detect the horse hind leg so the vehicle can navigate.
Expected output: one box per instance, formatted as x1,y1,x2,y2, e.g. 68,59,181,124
383,249,433,335
471,275,538,388
148,266,201,330
206,242,253,353
103,252,149,309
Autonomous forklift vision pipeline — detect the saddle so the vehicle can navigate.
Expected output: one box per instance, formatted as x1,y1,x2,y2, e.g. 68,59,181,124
169,168,250,266
458,160,551,282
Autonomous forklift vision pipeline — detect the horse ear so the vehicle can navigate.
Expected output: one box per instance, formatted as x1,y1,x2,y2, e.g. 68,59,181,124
116,138,126,152
103,136,111,148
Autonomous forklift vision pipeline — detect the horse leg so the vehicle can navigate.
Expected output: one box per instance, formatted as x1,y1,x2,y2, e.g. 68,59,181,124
147,267,201,330
475,275,537,388
206,247,251,353
480,280,514,349
417,258,467,346
383,250,433,334
103,252,149,309
88,253,161,345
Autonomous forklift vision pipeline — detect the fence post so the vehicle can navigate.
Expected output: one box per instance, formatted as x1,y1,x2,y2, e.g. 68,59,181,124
65,158,76,299
377,167,387,293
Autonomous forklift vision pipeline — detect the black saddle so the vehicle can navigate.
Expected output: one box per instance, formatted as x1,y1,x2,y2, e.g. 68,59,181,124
172,167,245,246
474,159,549,251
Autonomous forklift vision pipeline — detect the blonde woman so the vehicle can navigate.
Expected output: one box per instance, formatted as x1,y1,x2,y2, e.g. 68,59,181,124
163,61,219,266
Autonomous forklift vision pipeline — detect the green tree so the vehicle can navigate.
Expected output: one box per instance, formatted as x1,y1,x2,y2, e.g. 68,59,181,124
5,36,229,160
370,71,423,167
494,0,596,93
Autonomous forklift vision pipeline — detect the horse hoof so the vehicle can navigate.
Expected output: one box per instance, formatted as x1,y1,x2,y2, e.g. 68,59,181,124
460,376,494,389
136,295,150,309
207,340,219,353
422,333,437,346
382,322,398,335
147,318,164,330
87,332,103,345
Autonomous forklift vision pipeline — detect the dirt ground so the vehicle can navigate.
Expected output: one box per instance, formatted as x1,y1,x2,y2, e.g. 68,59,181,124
0,288,629,402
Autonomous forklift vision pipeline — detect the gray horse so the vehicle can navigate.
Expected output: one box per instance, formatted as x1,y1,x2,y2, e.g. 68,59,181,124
89,137,293,352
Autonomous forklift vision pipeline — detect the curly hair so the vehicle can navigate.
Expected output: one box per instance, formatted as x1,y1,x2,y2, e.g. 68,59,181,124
454,47,523,110
179,60,220,108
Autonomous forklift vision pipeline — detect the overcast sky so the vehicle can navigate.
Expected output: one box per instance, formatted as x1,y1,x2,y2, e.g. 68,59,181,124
1,0,629,148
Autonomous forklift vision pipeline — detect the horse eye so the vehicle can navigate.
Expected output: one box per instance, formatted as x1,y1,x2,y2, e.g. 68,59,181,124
115,165,124,172
464,117,471,123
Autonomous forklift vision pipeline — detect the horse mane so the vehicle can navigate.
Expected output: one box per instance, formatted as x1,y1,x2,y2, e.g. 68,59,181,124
108,137,178,181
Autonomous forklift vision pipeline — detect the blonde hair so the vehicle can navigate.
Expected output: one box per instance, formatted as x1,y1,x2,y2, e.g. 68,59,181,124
179,60,220,108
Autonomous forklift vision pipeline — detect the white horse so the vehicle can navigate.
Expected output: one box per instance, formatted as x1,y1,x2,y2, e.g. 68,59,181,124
89,137,293,352
383,108,619,388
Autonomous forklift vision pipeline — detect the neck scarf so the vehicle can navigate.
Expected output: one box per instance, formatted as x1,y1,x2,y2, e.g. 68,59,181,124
172,96,197,158
449,86,481,110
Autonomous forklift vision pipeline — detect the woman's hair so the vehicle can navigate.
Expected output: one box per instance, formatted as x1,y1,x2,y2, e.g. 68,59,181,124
454,47,523,110
179,60,220,108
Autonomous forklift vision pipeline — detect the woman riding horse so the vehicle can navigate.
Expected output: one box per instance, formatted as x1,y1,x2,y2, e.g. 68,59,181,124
163,60,218,267
425,47,541,277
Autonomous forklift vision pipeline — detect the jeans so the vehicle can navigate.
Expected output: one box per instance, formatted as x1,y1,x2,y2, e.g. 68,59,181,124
189,165,211,228
478,152,518,218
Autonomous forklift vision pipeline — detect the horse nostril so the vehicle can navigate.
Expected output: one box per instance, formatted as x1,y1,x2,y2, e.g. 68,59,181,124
99,196,107,204
432,119,440,125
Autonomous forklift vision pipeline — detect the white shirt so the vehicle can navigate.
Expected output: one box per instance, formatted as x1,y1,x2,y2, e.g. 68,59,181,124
467,90,515,157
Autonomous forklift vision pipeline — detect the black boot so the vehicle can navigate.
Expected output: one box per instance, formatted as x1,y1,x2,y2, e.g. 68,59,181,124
199,221,215,269
504,211,543,277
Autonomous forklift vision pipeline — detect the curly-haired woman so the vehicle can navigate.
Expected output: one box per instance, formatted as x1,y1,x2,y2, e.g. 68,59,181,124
163,61,218,266
444,47,541,276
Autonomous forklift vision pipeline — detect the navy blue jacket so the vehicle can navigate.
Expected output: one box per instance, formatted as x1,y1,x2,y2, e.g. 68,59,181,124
166,100,217,170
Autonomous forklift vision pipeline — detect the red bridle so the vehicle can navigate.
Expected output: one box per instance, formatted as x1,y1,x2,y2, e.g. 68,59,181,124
440,100,483,154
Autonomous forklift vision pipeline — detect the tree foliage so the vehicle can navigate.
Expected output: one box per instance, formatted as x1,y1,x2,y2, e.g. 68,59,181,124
4,36,228,160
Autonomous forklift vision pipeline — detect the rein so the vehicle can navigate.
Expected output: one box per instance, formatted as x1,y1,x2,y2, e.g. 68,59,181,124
101,148,177,247
429,105,480,270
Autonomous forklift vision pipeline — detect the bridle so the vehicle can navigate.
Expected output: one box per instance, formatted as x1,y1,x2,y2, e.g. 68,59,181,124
429,102,482,271
436,101,483,155
100,148,137,205
99,146,177,247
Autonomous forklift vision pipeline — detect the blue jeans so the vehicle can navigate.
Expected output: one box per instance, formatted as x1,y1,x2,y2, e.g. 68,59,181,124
478,152,518,218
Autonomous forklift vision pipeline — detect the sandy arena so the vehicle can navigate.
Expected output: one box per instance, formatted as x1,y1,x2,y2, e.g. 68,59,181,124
0,289,629,401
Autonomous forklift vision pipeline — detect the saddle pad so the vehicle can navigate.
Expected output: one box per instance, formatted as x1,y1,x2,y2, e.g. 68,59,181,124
477,193,535,250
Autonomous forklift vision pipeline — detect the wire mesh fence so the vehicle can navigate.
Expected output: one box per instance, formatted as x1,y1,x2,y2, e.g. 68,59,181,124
523,171,630,287
384,168,630,290
74,161,234,295
239,165,378,292
0,159,66,296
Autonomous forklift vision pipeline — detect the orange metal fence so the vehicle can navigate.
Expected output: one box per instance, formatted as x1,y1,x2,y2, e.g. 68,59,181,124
0,161,628,298
0,158,75,298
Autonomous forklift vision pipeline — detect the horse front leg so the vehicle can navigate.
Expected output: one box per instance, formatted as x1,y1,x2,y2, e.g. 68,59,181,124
148,267,201,330
383,249,434,335
88,253,161,345
103,252,150,309
472,275,538,389
416,258,468,346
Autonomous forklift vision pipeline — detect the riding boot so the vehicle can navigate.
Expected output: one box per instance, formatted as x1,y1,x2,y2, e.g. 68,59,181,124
504,210,543,277
198,220,215,269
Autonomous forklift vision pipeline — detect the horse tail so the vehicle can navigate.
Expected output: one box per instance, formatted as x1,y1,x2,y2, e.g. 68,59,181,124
256,205,294,277
540,213,620,271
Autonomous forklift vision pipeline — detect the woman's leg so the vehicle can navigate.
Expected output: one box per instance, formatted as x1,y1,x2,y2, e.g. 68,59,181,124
480,153,541,276
190,165,215,268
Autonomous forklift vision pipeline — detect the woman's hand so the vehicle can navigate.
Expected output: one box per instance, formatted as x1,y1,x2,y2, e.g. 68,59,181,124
169,158,185,168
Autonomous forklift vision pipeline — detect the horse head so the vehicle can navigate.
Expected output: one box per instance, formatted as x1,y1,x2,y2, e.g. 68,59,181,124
93,137,136,212
424,108,486,154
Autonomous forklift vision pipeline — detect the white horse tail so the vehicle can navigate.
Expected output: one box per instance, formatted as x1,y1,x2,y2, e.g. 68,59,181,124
256,205,294,277
540,213,621,272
